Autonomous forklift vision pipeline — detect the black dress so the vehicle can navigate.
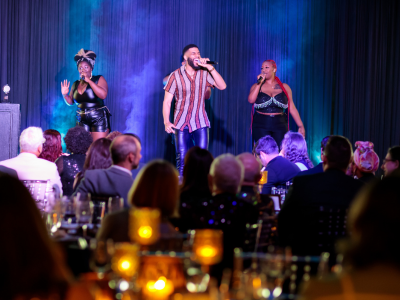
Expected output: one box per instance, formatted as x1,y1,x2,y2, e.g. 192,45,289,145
71,75,111,132
55,154,86,196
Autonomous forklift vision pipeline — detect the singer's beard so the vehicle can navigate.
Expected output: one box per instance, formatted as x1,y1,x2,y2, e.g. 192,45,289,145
187,58,201,70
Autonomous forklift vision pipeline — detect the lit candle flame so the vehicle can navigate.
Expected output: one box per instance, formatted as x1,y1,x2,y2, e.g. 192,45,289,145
197,245,217,258
138,225,153,239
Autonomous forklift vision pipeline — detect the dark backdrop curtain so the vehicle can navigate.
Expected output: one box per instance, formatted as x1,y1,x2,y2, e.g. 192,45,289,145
1,0,399,177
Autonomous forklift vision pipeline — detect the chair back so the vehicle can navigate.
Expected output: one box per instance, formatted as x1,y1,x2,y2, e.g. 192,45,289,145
290,205,348,256
21,180,52,211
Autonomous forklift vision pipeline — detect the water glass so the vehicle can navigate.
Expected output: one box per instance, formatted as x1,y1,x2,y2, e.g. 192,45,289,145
108,197,124,213
76,199,94,224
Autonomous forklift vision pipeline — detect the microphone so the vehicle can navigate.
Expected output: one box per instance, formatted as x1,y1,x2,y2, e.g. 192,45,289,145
194,59,218,65
257,76,264,84
81,75,85,81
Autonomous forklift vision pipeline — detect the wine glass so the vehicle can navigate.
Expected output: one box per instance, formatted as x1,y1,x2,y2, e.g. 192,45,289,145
76,199,94,224
89,239,114,278
108,197,124,213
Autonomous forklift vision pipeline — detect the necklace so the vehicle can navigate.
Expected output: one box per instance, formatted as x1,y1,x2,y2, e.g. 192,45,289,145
185,67,195,78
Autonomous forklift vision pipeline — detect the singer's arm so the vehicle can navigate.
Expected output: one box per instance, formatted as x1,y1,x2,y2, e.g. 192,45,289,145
284,84,305,137
86,76,108,99
248,82,262,104
163,91,176,134
209,68,226,90
198,59,226,90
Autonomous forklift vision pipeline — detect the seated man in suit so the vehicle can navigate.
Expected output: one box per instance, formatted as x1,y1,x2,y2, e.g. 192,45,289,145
74,134,141,207
0,127,62,189
296,135,331,177
254,135,300,194
278,135,364,255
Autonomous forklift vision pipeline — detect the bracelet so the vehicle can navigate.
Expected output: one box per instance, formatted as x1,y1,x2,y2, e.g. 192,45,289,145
209,67,215,72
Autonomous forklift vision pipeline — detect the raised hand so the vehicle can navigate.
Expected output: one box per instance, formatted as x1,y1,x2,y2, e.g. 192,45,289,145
196,57,213,71
61,80,70,95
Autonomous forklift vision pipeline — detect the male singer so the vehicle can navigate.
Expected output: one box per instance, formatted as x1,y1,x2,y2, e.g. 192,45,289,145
163,44,226,175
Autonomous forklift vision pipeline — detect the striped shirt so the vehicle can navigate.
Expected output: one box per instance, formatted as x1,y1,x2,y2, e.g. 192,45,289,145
164,65,215,132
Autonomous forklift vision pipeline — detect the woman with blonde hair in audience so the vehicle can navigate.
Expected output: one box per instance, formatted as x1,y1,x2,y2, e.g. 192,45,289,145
300,171,400,299
281,131,313,171
97,159,181,243
0,174,93,299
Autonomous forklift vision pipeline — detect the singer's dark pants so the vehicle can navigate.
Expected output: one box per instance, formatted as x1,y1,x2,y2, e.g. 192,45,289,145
175,126,209,176
252,112,287,149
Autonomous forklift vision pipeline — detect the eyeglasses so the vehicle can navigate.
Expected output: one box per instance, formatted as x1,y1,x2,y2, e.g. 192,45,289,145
78,66,91,71
383,159,395,164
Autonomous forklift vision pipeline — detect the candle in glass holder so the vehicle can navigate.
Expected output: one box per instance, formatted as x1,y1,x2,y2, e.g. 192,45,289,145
258,171,268,185
111,243,140,280
129,208,160,245
192,229,223,265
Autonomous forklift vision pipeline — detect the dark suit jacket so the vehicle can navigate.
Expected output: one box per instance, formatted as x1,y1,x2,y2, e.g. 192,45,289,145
296,162,324,177
261,156,300,194
278,168,364,255
74,166,133,207
0,165,18,178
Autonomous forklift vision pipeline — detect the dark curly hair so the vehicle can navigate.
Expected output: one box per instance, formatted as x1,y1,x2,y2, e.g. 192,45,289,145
38,129,62,162
64,126,93,154
281,131,314,169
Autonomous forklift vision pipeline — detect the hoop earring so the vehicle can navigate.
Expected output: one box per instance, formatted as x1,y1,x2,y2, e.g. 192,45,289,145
90,72,92,79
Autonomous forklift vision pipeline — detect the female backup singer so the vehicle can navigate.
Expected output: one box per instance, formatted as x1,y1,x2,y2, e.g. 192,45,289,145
61,49,110,141
248,60,305,147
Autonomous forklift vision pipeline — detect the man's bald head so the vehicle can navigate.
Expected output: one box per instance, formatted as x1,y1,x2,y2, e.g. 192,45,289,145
237,152,262,185
110,134,140,167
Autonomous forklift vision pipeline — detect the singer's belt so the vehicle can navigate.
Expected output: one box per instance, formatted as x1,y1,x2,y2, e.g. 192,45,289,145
77,106,108,115
255,111,284,117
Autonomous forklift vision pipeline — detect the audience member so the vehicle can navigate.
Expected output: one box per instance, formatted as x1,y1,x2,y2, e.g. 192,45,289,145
74,134,141,206
281,131,314,171
0,127,62,189
0,165,18,178
278,136,364,255
300,171,400,299
179,154,259,280
352,141,379,183
180,146,214,202
73,138,112,191
236,152,273,217
38,129,63,162
56,126,93,196
381,145,400,176
106,130,122,141
297,136,330,176
0,174,92,299
97,160,181,244
254,135,300,194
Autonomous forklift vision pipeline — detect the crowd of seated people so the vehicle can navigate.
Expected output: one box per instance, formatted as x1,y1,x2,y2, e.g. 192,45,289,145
1,125,400,299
